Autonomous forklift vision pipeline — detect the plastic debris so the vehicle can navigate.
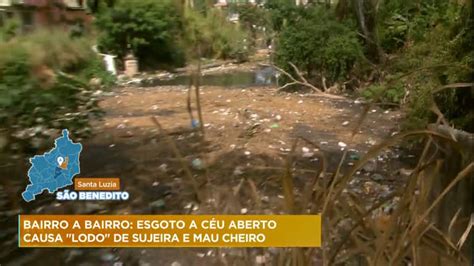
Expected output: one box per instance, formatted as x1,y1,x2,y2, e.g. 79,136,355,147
349,154,360,161
191,119,200,128
158,163,168,172
191,158,204,170
270,123,279,128
149,199,165,209
256,255,266,264
233,166,244,176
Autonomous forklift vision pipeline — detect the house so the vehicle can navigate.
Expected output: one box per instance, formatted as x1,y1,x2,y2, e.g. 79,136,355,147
0,0,91,32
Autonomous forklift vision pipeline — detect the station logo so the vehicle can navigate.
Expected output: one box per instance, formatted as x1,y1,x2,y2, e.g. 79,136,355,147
21,129,129,202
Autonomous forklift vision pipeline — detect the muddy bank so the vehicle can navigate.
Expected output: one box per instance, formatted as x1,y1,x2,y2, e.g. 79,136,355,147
0,84,417,265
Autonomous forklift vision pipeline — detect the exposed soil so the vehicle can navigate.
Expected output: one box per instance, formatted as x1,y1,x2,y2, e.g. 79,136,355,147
1,82,416,265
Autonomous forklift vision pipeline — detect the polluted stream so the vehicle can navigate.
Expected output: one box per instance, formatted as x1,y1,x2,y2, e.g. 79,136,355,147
0,66,417,265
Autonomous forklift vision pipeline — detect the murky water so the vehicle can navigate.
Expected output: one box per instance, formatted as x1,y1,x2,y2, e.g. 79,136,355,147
142,66,277,87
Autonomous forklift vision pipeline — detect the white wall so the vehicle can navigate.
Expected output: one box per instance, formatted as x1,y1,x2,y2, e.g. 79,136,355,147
0,0,12,7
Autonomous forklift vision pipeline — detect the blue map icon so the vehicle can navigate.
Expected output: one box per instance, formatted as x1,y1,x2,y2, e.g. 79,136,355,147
22,129,82,202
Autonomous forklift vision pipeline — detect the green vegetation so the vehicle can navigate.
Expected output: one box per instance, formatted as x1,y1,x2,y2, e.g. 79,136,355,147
269,0,472,131
364,1,473,131
183,9,250,62
95,0,186,69
274,6,363,86
0,30,112,151
96,0,252,68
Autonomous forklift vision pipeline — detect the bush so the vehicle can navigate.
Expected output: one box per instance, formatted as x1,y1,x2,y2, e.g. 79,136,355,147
275,7,362,86
184,9,250,62
232,3,270,45
265,0,299,32
361,82,405,104
363,2,473,132
95,0,185,69
0,30,108,152
0,17,20,42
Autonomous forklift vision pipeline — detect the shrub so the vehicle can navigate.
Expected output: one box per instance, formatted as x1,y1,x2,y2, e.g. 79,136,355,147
363,4,473,132
183,9,250,62
0,30,109,152
0,17,20,42
265,0,299,32
361,82,405,105
95,0,185,69
232,3,270,46
275,7,362,86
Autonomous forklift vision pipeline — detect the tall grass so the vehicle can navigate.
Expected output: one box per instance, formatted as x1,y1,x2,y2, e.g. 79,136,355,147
152,69,473,265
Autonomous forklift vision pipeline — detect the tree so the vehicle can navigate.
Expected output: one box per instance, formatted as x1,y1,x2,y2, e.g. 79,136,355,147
275,7,362,87
95,0,185,69
336,0,385,64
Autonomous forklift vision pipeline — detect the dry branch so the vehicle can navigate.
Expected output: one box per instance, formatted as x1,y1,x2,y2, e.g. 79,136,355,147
272,63,323,93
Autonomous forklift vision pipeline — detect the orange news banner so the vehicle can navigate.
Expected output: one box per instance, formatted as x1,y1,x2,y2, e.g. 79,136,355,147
19,215,321,248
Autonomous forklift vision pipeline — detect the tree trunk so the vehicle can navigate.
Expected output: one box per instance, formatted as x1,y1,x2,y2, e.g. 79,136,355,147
353,0,384,64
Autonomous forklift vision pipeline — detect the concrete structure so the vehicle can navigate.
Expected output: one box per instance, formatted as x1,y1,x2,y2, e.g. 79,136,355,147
124,53,138,77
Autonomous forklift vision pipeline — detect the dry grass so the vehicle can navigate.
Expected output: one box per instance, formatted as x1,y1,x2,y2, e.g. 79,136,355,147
148,62,472,265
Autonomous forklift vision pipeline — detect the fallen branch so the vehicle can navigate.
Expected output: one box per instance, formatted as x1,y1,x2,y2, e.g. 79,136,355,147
272,63,323,93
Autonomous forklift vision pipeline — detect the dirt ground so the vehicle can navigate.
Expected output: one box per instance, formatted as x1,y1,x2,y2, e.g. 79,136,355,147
1,83,415,265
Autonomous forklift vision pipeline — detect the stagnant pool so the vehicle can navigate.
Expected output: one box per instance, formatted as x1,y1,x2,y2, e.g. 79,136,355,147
141,66,278,88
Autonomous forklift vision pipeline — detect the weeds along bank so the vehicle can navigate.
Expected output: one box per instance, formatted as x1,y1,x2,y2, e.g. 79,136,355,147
269,0,473,132
0,30,114,153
